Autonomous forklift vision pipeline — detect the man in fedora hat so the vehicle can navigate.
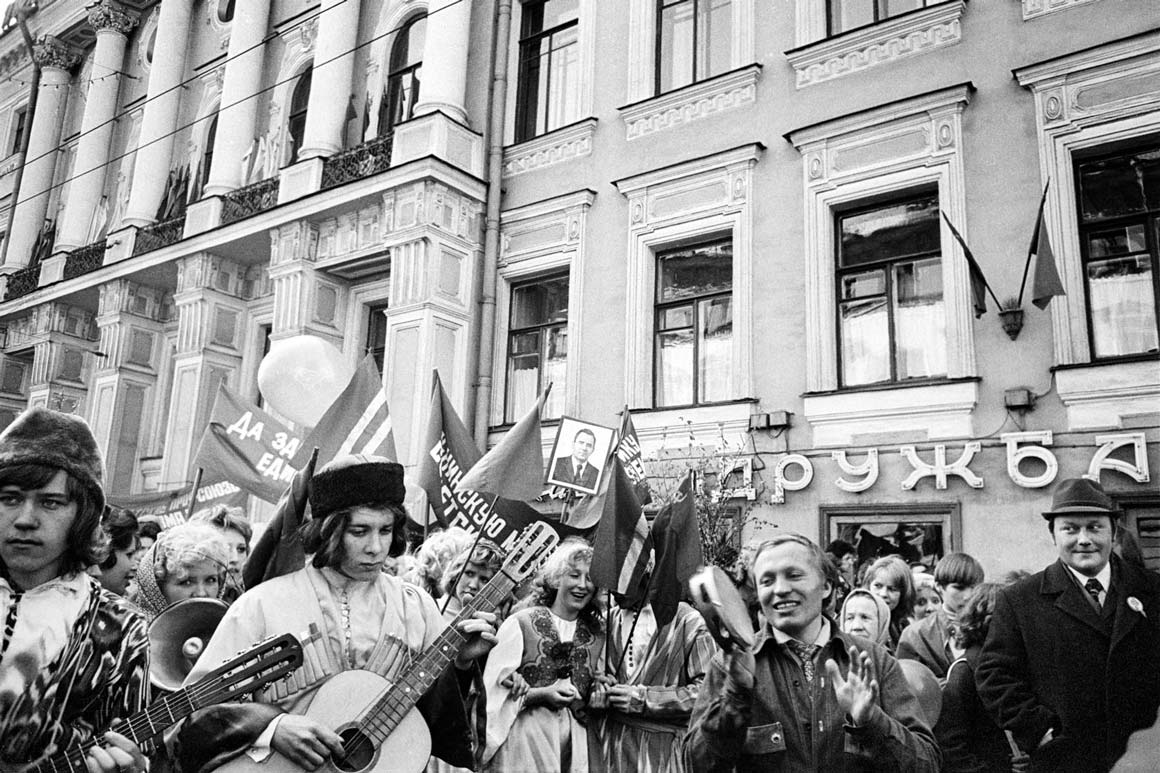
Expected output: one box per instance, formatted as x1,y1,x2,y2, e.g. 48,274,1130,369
976,477,1160,773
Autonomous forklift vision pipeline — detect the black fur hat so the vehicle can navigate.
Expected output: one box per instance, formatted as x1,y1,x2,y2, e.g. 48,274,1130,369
309,453,405,520
0,407,106,514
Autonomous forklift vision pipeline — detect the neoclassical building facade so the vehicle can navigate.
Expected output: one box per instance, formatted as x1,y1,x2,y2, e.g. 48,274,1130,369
0,0,1156,574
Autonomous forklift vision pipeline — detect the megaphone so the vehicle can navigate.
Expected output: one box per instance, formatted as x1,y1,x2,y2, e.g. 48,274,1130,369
148,597,229,691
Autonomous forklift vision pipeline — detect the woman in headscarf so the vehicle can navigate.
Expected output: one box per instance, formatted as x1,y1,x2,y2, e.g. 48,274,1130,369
839,587,892,646
129,520,231,622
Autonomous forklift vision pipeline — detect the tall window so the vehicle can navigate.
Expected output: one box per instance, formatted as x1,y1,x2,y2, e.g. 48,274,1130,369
1075,143,1160,359
828,0,929,36
197,113,218,199
656,0,732,95
654,239,732,407
8,106,27,156
380,14,426,136
506,276,567,423
365,302,389,374
515,0,580,143
837,192,945,387
287,67,313,164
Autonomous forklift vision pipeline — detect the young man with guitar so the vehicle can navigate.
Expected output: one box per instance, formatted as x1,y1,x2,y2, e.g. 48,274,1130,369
174,455,500,773
0,408,150,773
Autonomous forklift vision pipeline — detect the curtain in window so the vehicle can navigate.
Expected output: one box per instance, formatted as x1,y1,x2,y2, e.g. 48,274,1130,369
1089,264,1159,356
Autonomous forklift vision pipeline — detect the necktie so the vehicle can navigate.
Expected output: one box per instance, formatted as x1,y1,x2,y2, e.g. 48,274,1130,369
1084,578,1103,606
785,639,818,685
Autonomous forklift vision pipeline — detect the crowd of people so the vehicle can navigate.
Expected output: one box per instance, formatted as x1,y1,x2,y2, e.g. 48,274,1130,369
1,406,1158,773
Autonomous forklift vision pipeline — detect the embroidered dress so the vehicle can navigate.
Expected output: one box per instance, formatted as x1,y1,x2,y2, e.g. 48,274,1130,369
0,573,149,765
594,602,717,773
482,607,603,773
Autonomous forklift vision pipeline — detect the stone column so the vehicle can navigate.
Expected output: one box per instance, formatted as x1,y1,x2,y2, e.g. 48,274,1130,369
89,279,166,491
3,37,78,268
268,220,346,344
123,0,194,226
298,0,362,159
203,1,271,196
159,254,246,487
413,0,470,124
55,2,139,252
23,302,98,417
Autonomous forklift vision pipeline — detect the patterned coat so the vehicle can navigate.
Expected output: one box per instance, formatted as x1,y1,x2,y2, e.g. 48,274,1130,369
0,575,149,764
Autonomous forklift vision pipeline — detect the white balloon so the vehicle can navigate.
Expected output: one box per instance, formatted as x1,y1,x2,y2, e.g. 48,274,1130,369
257,335,354,426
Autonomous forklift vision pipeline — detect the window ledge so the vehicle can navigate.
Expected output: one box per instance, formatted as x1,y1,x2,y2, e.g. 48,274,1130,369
502,118,598,178
785,1,965,88
629,400,758,455
1055,359,1160,430
803,379,978,447
618,65,761,141
1021,0,1100,21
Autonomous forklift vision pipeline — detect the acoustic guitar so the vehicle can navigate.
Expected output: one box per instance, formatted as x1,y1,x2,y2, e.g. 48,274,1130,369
12,633,303,773
217,521,560,773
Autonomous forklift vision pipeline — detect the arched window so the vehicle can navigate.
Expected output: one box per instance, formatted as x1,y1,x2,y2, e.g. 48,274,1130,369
287,67,313,164
218,0,236,23
379,14,425,136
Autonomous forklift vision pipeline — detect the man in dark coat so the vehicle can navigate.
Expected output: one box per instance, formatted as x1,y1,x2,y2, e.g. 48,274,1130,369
550,428,599,492
976,477,1160,773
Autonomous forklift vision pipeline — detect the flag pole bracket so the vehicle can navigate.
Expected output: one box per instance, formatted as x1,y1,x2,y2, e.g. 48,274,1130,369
999,305,1024,340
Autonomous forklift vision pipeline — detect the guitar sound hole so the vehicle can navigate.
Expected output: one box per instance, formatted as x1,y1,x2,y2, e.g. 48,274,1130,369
333,728,375,773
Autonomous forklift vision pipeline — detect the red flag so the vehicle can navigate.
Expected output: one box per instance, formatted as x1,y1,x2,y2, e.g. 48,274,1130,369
590,458,653,599
458,387,548,501
415,371,483,529
565,408,652,529
1030,206,1065,310
295,355,396,467
650,472,704,627
194,383,305,503
242,447,318,588
941,212,996,318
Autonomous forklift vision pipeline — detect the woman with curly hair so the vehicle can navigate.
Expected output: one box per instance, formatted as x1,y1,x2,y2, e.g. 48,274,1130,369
482,538,604,772
935,583,1013,772
129,520,231,622
862,555,916,651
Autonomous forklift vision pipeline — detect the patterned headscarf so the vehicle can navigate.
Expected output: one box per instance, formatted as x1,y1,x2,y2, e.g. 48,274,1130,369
129,522,230,621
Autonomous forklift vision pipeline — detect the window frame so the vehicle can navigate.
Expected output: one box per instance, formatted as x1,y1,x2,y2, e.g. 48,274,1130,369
825,0,932,38
364,301,389,374
8,105,27,157
504,272,570,423
654,0,733,96
1072,140,1160,363
286,66,313,165
380,13,426,136
514,0,581,144
653,237,734,408
819,501,963,566
833,188,945,388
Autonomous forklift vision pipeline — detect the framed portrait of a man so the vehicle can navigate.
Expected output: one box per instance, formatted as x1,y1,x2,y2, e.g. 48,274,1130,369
546,417,616,496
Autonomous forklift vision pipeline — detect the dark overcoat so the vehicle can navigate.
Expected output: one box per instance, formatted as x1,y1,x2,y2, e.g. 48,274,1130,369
975,555,1160,773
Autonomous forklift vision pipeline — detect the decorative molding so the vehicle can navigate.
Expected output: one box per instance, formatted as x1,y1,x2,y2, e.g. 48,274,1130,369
619,65,760,141
1056,361,1160,430
787,84,976,392
1014,31,1160,365
87,1,140,36
502,119,597,178
785,1,965,88
804,381,979,447
33,35,80,71
1021,0,1101,20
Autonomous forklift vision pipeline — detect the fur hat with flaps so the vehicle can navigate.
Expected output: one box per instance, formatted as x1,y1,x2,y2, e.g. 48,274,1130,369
0,407,105,515
308,453,405,520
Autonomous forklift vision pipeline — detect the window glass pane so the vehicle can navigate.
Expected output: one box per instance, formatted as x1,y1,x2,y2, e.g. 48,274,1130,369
698,0,732,82
659,0,695,93
1087,224,1147,258
543,326,567,419
506,331,542,423
657,241,733,302
840,269,886,300
390,16,426,72
546,25,580,132
894,258,946,379
698,296,732,401
511,276,568,328
1142,147,1160,211
840,194,939,267
882,0,923,19
659,305,694,330
829,0,874,34
1079,153,1148,222
840,297,890,385
656,329,694,406
1088,256,1160,358
541,0,580,29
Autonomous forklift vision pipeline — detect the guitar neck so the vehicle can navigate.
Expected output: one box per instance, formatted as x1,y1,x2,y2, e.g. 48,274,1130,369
358,571,519,745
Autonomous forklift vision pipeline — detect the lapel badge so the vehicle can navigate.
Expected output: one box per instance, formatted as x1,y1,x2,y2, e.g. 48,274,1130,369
1127,596,1146,618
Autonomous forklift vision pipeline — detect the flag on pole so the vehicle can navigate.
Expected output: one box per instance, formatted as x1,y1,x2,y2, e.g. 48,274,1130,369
941,212,997,318
590,458,653,598
649,472,704,626
1029,202,1065,310
295,355,396,467
243,447,318,589
457,387,548,501
616,408,652,506
194,383,305,503
416,371,484,528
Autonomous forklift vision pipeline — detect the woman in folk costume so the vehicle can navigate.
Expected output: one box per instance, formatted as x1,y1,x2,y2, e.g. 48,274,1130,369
173,454,497,773
590,582,718,773
129,521,231,622
0,408,149,773
481,538,604,773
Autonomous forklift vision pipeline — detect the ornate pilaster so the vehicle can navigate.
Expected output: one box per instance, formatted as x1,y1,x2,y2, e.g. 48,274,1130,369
87,0,139,34
159,254,247,487
268,220,346,346
16,302,99,417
